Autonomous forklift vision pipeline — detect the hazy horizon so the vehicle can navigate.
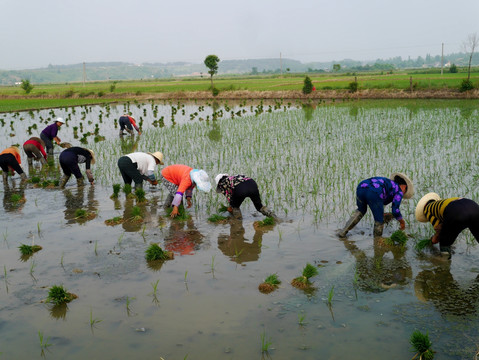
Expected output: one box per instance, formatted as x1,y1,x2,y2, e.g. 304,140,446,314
2,0,478,71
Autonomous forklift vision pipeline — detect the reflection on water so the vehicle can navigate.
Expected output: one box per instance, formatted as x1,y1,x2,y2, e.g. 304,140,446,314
2,182,26,213
341,237,412,293
164,217,203,255
49,303,68,320
63,186,98,224
415,259,479,317
217,219,273,263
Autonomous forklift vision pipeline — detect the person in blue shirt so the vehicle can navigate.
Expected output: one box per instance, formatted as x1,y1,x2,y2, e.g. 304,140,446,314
337,173,414,238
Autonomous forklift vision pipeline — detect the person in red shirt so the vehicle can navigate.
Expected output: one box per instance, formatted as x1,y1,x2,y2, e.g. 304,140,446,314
23,137,47,166
0,146,27,183
119,115,141,136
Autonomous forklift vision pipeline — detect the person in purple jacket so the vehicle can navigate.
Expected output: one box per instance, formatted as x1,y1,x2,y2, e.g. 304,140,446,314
40,117,64,154
337,173,414,238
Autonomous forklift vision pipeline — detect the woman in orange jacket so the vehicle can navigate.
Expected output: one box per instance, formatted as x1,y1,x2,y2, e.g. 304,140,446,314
0,146,27,183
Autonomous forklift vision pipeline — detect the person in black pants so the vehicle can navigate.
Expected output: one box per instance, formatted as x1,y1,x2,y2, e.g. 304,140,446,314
415,192,479,258
59,147,95,187
0,146,27,183
215,173,275,219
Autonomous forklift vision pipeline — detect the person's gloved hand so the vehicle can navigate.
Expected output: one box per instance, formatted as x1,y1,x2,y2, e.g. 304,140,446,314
227,206,233,213
399,219,406,230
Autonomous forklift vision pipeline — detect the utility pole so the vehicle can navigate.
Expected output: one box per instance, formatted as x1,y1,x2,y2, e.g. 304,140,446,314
83,62,86,86
280,52,283,77
441,43,444,76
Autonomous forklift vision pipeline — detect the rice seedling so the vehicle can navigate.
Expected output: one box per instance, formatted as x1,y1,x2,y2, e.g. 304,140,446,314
260,331,273,354
218,204,229,213
415,238,433,251
122,183,132,195
131,206,143,221
410,330,434,360
60,252,64,267
38,330,52,352
94,240,98,255
258,273,281,294
327,285,335,305
46,285,77,305
111,183,121,198
291,263,319,289
10,193,22,202
30,260,36,275
298,313,306,326
117,232,125,247
74,208,87,218
166,204,190,221
135,187,146,202
89,308,102,329
37,222,42,235
126,296,135,316
384,230,408,247
184,271,188,283
18,244,43,256
104,216,124,226
256,216,275,227
4,265,9,293
207,213,228,223
145,243,174,261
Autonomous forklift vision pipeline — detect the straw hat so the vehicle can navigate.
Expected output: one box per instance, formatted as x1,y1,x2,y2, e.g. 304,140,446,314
148,152,164,165
87,149,96,165
415,192,441,222
215,173,228,193
56,117,65,124
390,172,414,199
190,169,211,192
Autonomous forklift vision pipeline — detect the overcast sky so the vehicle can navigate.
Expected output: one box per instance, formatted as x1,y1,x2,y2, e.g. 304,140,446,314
1,0,478,70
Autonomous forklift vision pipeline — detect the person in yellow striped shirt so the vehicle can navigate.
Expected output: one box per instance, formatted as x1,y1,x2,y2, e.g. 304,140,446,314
415,193,479,257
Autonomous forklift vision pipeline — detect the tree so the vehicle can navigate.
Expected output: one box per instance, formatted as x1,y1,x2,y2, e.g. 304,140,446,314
21,79,33,94
449,63,458,73
462,33,478,81
332,64,341,72
204,54,220,92
302,76,313,94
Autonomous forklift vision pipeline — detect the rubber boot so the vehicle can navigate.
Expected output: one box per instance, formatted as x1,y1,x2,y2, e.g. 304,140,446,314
163,194,174,208
77,177,85,187
373,221,384,238
232,207,242,220
40,157,47,166
134,182,143,191
440,245,452,260
337,210,363,237
119,129,125,136
20,173,27,182
60,175,70,188
126,128,134,135
259,206,275,217
27,157,33,166
2,172,8,183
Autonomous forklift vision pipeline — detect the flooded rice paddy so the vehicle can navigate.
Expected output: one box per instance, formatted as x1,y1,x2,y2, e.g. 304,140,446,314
1,99,479,359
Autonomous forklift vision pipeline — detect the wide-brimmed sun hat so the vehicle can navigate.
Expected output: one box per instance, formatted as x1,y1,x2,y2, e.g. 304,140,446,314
190,169,211,192
87,149,96,165
390,172,414,199
215,173,228,193
415,192,441,222
56,117,65,124
148,152,164,165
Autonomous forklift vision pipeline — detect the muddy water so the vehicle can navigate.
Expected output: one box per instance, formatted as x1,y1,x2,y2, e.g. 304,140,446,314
1,100,479,359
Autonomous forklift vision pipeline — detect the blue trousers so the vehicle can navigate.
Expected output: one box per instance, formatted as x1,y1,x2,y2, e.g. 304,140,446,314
356,186,384,223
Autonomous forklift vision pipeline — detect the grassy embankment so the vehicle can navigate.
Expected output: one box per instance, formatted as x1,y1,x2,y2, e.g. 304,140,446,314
1,70,478,112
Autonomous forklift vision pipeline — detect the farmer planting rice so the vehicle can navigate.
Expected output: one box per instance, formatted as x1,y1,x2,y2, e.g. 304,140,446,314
161,164,211,218
415,193,479,259
40,117,64,154
23,137,47,166
118,114,141,136
338,173,414,238
214,173,275,220
117,151,164,190
59,146,96,187
0,146,27,183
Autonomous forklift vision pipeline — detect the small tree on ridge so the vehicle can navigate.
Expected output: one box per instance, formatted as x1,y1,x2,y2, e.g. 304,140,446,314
204,55,220,93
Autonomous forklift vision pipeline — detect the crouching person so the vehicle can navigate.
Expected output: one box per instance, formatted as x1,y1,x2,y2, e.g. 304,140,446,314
0,146,27,183
23,137,47,166
117,151,164,190
215,173,275,220
59,147,95,187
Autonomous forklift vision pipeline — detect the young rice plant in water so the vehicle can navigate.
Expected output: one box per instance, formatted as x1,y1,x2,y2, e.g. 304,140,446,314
145,243,173,261
410,330,434,360
46,285,77,305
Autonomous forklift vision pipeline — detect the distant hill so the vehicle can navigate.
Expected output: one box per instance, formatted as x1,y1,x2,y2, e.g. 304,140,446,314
0,53,478,85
